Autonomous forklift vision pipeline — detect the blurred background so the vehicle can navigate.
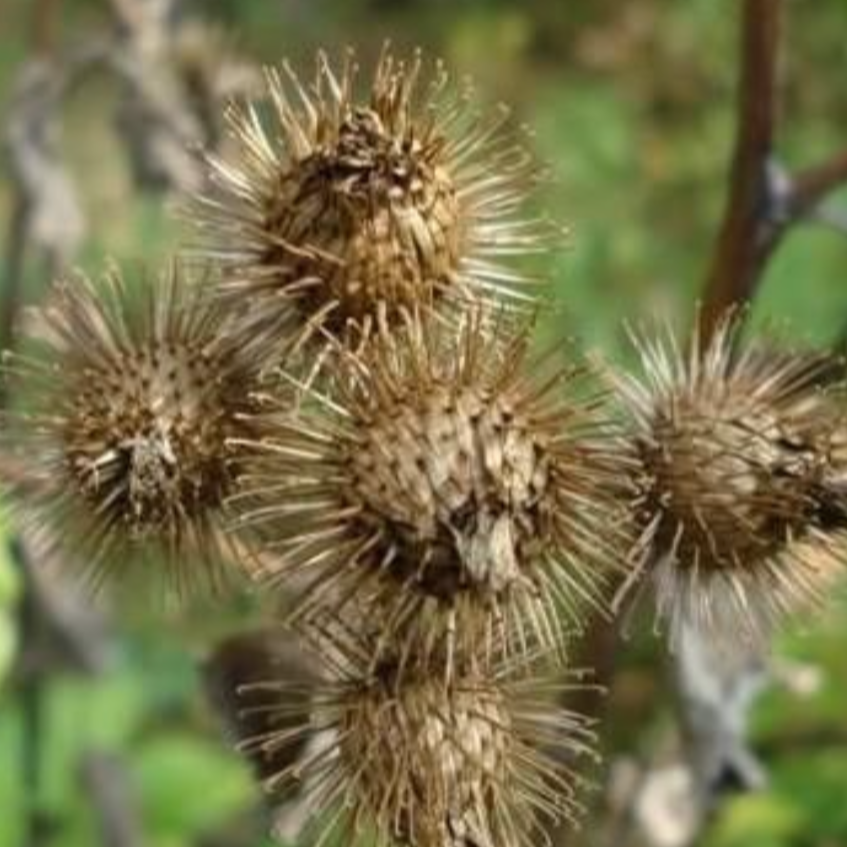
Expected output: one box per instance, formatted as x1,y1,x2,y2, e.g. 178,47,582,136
1,1,847,846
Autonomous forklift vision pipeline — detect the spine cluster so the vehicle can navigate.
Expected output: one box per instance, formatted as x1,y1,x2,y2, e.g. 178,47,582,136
4,48,847,847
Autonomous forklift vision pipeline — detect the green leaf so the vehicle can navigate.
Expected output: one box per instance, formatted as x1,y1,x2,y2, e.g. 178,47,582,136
133,734,254,841
705,793,806,847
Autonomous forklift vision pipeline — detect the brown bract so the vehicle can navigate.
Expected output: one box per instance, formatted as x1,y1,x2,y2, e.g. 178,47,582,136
230,312,626,666
239,630,593,847
190,48,552,360
615,318,847,646
2,265,266,595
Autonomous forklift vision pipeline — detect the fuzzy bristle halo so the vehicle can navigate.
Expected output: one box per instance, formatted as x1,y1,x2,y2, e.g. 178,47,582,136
190,46,554,357
614,316,847,647
1,264,267,596
229,310,627,667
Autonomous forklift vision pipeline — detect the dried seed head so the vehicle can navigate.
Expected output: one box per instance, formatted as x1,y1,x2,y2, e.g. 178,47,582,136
232,312,625,665
3,265,264,594
616,318,847,646
191,47,551,353
240,633,593,847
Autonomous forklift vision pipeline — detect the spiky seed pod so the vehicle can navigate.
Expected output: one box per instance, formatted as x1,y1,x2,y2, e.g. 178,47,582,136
2,265,265,594
191,47,552,355
239,629,594,847
615,318,847,646
231,312,626,667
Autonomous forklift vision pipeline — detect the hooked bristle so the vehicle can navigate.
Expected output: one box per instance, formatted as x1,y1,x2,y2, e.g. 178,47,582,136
237,629,594,847
2,265,267,596
614,317,847,647
230,311,627,668
189,47,553,358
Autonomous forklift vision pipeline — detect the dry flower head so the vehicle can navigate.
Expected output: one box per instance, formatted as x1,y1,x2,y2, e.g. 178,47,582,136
3,266,264,594
192,47,552,357
616,317,847,646
239,630,593,847
231,311,625,667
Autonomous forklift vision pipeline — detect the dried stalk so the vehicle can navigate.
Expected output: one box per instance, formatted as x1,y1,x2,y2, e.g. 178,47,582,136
699,0,782,342
700,0,847,342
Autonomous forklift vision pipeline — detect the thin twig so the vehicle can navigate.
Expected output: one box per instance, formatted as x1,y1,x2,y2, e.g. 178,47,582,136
757,150,847,257
792,148,847,216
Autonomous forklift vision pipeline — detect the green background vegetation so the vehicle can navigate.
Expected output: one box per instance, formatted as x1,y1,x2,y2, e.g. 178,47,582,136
1,2,847,846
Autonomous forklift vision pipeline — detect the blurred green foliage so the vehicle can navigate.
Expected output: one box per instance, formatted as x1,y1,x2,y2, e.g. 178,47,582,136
0,510,22,684
1,1,847,846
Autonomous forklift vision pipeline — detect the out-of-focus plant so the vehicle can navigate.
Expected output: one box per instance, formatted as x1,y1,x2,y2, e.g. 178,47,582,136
0,511,22,685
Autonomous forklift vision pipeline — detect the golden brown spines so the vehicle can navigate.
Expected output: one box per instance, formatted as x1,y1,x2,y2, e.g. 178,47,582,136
230,312,627,666
615,318,847,645
3,265,265,594
191,49,551,354
239,630,593,847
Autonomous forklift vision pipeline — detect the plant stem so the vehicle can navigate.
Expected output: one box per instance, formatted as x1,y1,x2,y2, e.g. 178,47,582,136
699,0,782,343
